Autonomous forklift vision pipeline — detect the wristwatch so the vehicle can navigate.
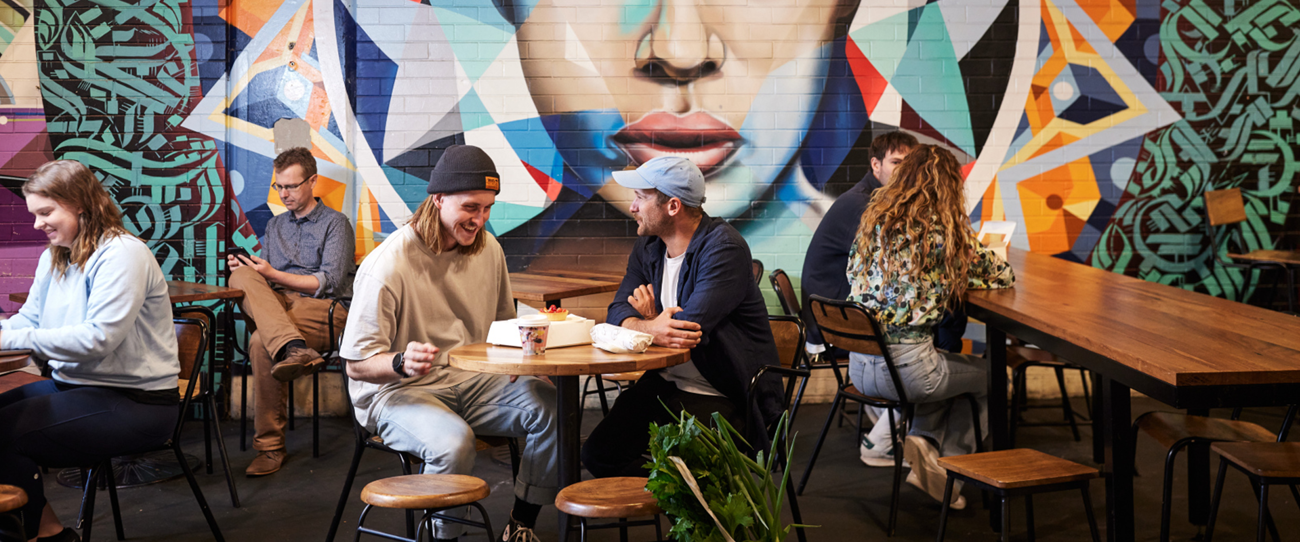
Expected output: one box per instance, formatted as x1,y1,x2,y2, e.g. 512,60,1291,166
392,352,406,377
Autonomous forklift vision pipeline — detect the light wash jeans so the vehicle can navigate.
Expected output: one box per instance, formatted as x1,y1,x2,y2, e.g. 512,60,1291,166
849,342,988,457
375,373,558,537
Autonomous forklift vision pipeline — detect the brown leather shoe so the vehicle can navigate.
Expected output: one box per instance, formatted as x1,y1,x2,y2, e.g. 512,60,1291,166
270,346,325,382
246,449,286,477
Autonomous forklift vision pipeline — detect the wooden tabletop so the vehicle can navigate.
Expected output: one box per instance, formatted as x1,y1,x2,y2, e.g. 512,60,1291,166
9,280,243,305
447,343,689,377
0,350,32,373
1229,250,1300,266
966,249,1300,390
509,273,621,303
528,269,627,282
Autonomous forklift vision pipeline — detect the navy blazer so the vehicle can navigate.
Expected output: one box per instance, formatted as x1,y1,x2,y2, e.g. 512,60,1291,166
607,214,783,445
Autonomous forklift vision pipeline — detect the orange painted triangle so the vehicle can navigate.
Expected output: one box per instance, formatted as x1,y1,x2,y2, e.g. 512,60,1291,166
846,37,888,115
523,161,563,201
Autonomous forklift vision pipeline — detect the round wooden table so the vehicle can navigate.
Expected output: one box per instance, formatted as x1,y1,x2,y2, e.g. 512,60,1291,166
448,342,688,542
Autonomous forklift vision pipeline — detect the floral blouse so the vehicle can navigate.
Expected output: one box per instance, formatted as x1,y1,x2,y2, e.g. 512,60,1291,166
847,227,1015,344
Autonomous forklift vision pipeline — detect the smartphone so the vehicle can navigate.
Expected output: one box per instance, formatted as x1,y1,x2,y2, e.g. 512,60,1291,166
228,248,250,260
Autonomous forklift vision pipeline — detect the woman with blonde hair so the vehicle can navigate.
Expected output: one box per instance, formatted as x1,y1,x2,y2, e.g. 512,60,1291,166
845,145,1014,509
0,160,179,542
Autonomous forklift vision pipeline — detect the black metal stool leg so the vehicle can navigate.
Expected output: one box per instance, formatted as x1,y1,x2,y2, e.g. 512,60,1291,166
1082,481,1101,542
1000,497,1011,542
935,476,955,542
1256,483,1269,542
1205,458,1230,542
1054,367,1080,441
1025,494,1035,542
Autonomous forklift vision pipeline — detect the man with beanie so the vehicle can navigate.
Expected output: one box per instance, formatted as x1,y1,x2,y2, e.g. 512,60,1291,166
340,145,558,542
581,156,783,478
230,147,355,477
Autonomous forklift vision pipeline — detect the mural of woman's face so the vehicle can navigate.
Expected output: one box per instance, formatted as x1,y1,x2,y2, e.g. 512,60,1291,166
515,0,856,217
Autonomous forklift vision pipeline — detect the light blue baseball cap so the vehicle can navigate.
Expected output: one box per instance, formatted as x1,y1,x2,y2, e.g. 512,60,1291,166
612,156,706,208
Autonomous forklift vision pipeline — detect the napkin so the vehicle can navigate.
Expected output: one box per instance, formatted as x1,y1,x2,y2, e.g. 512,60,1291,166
590,324,653,354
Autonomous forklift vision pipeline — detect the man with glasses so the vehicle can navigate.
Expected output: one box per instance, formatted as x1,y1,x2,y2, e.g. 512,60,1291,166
229,147,356,476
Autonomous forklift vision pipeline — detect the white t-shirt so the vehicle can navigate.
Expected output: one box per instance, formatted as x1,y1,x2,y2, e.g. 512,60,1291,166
340,226,516,430
657,250,723,397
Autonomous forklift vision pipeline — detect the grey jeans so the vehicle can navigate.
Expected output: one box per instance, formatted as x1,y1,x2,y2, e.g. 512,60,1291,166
849,342,988,457
375,373,559,537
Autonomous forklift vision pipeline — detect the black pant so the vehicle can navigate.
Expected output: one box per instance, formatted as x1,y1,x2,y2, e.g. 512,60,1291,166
581,371,743,478
0,380,177,539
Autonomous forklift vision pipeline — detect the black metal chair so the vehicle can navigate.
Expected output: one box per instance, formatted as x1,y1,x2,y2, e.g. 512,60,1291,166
1007,339,1091,444
324,373,520,542
1205,405,1299,542
170,305,240,507
751,259,765,285
795,295,982,536
746,314,813,542
768,269,852,427
0,486,26,542
76,318,225,541
1136,404,1298,542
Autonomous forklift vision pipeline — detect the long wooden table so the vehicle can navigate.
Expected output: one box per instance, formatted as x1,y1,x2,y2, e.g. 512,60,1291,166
966,249,1300,542
508,272,621,309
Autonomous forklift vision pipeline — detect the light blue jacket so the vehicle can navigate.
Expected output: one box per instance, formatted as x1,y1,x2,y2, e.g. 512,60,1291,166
2,235,179,390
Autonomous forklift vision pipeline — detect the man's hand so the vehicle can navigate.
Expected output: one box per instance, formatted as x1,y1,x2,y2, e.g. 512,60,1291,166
401,341,438,377
226,254,244,271
636,307,701,349
628,284,658,319
233,254,275,278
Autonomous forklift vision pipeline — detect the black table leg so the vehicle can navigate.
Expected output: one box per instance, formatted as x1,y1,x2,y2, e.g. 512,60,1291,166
1092,372,1104,464
556,375,580,542
986,326,1008,531
1186,408,1210,532
1102,377,1134,542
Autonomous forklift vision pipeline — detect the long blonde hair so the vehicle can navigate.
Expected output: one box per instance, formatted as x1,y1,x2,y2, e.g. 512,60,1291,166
855,145,975,309
23,160,131,278
407,195,486,256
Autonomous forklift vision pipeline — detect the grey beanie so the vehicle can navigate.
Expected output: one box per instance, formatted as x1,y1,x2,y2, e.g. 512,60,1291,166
427,145,501,195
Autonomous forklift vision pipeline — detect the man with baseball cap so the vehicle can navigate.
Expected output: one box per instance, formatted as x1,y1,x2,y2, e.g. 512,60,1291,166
340,145,557,541
581,156,783,478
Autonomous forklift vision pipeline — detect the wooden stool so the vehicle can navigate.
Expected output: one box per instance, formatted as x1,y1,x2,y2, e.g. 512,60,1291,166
0,485,28,542
555,477,664,542
1205,442,1300,542
935,449,1101,542
355,474,492,542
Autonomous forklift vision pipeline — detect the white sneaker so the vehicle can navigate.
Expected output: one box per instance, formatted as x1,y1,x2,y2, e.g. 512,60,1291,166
903,436,965,510
859,435,907,468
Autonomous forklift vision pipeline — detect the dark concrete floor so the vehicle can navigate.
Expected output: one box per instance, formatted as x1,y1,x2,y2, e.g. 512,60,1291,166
44,397,1298,541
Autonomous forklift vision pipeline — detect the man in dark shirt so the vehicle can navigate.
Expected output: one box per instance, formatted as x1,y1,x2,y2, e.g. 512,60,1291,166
229,147,356,476
800,132,969,467
581,156,782,478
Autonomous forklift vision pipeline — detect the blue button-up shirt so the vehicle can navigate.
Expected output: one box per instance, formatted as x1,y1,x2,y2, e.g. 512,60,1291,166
262,198,356,300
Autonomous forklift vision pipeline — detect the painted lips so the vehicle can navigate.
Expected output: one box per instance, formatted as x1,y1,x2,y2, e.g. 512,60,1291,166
612,112,743,175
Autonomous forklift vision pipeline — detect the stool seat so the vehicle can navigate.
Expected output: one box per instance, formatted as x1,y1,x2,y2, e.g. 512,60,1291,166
360,475,489,510
601,372,643,381
555,477,661,518
1138,412,1276,450
1211,442,1300,478
0,485,27,514
937,448,1099,489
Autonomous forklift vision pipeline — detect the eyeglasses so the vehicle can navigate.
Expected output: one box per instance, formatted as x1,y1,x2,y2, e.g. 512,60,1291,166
272,175,315,192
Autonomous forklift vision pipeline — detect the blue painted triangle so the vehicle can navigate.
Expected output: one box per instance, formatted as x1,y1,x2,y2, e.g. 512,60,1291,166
457,88,495,132
893,4,975,155
432,6,513,85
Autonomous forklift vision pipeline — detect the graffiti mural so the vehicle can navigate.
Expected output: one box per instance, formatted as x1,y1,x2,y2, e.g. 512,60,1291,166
0,0,1297,315
1090,0,1300,301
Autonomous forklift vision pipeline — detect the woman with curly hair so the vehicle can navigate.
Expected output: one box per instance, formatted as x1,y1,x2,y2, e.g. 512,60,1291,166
0,160,179,542
845,145,1015,509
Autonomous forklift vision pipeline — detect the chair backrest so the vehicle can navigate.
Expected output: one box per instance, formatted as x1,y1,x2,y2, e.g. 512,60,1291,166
174,318,208,386
173,317,209,438
751,259,764,285
806,294,910,406
768,315,805,370
1205,188,1247,227
768,269,801,317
